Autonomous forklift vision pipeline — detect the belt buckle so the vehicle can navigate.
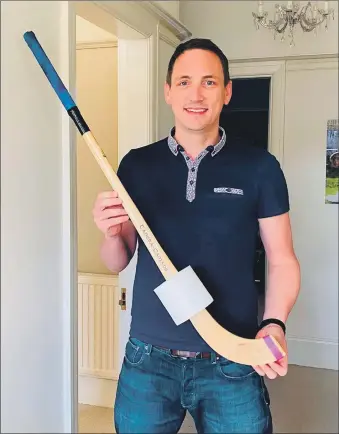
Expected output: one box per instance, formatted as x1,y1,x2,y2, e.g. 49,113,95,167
173,350,200,359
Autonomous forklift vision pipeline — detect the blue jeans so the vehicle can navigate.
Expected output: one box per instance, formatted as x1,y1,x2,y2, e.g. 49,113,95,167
114,337,273,434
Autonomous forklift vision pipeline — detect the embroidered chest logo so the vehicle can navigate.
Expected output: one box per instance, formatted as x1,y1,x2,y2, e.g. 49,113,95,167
214,187,244,195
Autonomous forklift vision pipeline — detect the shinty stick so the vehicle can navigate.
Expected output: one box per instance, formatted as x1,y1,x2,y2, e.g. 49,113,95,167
23,31,285,366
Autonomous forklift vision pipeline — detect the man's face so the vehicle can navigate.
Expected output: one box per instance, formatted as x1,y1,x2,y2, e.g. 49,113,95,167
164,49,232,133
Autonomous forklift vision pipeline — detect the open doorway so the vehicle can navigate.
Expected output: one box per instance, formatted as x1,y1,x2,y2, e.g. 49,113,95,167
219,77,271,323
75,13,120,424
73,3,155,431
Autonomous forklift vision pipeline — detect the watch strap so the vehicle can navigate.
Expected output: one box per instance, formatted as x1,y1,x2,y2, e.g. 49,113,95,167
258,318,286,335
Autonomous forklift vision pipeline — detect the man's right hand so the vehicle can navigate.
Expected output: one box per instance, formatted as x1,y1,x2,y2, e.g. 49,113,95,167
92,191,130,238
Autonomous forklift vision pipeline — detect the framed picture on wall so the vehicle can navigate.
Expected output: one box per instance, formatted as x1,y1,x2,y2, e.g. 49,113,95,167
325,119,339,204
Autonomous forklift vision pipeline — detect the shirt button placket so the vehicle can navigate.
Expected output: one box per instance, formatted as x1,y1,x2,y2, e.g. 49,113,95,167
186,161,198,202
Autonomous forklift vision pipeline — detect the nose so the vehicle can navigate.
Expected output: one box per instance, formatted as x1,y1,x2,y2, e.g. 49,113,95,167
189,84,204,103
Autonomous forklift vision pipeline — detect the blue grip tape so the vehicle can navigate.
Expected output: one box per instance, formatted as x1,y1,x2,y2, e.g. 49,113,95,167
23,31,76,111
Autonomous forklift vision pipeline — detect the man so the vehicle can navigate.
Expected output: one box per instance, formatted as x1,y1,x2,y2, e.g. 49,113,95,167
92,38,300,433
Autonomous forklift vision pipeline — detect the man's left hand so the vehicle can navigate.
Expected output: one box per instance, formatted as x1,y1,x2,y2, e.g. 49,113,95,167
252,324,288,379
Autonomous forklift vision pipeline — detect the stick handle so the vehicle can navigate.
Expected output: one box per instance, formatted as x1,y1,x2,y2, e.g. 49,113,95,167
23,30,177,280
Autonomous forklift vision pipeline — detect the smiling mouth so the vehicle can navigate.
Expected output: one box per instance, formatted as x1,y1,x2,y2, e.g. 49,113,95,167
184,108,208,114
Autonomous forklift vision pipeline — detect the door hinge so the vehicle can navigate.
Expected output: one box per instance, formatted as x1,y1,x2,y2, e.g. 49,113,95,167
119,287,126,310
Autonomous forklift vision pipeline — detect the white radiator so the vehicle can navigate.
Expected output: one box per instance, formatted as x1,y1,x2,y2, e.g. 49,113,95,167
78,273,120,380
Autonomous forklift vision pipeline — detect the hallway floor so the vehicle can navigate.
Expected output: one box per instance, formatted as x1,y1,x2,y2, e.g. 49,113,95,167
79,365,338,433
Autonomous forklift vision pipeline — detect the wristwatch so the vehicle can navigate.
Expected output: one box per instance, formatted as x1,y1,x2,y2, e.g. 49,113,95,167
258,318,286,335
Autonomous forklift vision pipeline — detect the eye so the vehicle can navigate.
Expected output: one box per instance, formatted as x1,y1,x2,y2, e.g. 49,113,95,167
179,80,188,86
205,80,216,86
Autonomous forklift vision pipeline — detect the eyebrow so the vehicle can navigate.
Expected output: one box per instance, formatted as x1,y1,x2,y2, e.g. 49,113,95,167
175,75,219,81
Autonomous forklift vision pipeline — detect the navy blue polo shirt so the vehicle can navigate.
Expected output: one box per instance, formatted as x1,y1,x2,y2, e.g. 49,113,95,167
117,127,290,352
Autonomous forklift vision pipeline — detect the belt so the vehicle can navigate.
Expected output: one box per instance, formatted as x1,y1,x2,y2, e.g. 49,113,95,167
155,346,213,359
172,350,212,359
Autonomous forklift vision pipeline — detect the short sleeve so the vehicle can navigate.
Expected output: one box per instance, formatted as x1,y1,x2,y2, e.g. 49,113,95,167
256,153,290,219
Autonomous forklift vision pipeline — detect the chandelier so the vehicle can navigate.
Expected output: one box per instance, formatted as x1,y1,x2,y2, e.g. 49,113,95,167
252,1,335,46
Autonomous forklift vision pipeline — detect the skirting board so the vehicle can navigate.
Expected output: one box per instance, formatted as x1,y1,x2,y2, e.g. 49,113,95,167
78,375,118,408
287,336,338,370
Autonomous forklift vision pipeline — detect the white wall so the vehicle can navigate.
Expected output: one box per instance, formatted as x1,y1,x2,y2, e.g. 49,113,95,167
283,59,338,369
1,1,74,432
154,1,180,20
76,15,117,43
180,1,338,60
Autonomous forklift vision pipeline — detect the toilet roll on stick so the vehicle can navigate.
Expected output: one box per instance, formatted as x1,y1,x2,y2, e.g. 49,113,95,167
23,30,285,366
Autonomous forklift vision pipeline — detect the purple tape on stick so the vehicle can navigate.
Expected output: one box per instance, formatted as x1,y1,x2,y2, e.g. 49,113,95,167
263,335,284,361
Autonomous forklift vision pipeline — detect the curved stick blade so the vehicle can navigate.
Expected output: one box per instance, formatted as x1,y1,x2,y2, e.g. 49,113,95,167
190,310,285,365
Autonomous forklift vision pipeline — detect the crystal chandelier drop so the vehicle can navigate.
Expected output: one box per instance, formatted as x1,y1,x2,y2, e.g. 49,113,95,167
252,1,335,46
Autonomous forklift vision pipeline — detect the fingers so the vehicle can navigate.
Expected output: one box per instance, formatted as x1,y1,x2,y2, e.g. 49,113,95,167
102,215,130,231
98,197,123,210
96,214,129,238
94,211,129,233
270,357,288,376
96,207,128,221
253,357,288,379
92,191,129,236
254,325,288,380
93,191,124,212
253,365,266,376
97,190,119,200
92,191,126,218
253,364,277,379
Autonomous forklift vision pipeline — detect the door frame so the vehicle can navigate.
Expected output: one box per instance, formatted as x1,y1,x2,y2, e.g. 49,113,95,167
63,1,190,431
228,60,286,164
227,60,286,317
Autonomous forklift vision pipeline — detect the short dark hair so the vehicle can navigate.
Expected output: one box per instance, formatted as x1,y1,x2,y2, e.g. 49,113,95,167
166,38,230,87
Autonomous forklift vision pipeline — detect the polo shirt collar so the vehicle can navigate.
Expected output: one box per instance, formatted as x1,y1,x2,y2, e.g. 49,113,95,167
167,126,226,157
